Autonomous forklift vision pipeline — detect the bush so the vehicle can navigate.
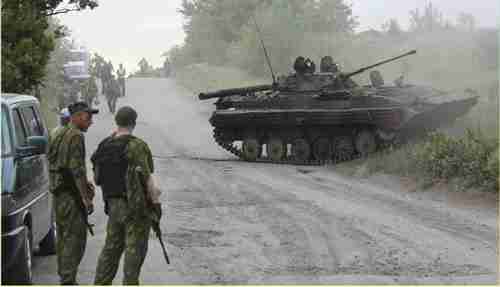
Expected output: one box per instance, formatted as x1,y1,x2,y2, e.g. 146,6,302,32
412,129,498,191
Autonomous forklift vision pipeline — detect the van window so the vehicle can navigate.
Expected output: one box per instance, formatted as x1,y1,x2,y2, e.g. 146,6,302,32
21,106,43,136
12,109,27,146
1,108,12,155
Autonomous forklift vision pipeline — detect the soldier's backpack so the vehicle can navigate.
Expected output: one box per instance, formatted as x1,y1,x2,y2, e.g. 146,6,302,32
91,135,135,200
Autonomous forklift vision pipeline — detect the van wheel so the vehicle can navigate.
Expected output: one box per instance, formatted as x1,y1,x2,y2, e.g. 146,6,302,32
39,221,56,255
13,225,33,284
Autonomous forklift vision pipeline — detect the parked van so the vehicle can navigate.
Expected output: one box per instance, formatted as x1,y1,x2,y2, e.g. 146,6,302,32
1,94,56,284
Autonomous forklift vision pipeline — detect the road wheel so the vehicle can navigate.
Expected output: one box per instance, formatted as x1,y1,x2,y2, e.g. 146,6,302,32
355,129,377,156
333,136,354,162
266,138,285,161
242,138,260,161
38,221,57,256
292,138,311,162
312,137,332,161
12,225,33,284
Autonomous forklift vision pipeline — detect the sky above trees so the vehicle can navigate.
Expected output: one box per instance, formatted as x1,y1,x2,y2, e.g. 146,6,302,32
57,0,498,73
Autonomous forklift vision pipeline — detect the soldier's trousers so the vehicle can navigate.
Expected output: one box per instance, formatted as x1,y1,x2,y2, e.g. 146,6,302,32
106,96,117,114
54,192,87,285
94,198,152,285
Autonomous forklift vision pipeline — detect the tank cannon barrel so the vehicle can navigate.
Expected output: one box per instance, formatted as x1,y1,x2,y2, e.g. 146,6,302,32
198,84,273,100
343,50,416,79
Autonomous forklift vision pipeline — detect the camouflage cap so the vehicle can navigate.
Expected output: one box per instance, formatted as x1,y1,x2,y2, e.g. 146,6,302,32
115,106,138,127
69,101,99,115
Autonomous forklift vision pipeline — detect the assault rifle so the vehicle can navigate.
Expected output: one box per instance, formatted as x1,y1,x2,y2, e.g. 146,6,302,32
136,167,170,265
68,172,95,236
75,189,95,236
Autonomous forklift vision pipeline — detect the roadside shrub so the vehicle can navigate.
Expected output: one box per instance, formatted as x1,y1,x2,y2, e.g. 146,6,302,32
412,129,498,191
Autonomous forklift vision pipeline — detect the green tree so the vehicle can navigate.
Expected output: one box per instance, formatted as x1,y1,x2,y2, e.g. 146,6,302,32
409,1,445,33
382,18,403,37
39,18,72,109
171,0,356,75
1,0,98,94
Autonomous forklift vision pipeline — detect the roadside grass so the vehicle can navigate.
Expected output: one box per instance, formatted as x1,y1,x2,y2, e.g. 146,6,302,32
340,129,499,193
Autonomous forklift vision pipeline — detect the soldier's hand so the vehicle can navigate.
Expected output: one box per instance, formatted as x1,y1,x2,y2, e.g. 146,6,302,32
87,202,94,215
87,182,96,200
153,203,162,219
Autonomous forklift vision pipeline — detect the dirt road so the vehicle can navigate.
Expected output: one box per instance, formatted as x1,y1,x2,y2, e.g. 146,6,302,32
33,78,498,284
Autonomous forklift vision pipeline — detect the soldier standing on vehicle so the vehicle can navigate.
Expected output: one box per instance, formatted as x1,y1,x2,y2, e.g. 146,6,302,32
48,102,98,285
117,63,126,97
92,106,163,285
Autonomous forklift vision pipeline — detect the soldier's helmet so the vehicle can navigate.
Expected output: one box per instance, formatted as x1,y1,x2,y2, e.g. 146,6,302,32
369,70,384,87
320,56,334,73
320,56,340,73
115,106,137,127
293,56,306,74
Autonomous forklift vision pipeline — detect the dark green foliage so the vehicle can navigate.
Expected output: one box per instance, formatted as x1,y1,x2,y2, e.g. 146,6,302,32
39,18,72,110
1,0,98,94
2,0,54,93
170,0,357,76
412,130,498,192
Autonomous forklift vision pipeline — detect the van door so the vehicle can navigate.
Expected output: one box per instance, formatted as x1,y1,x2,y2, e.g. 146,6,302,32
12,106,51,244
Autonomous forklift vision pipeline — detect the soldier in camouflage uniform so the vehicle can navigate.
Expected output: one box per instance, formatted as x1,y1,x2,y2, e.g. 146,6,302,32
105,76,121,114
117,63,126,97
82,76,99,108
92,106,162,285
48,102,98,285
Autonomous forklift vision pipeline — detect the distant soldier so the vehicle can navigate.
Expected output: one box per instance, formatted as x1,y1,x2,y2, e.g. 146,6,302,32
105,76,120,114
68,80,81,103
102,61,114,94
59,108,71,127
50,108,71,138
92,106,162,285
163,58,171,78
117,63,126,97
48,102,98,284
82,76,99,108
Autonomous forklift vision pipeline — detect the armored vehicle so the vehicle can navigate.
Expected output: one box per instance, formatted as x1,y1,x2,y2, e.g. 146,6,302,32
198,50,478,164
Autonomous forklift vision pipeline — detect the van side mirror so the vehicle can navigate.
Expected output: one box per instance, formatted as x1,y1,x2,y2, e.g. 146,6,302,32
16,136,48,157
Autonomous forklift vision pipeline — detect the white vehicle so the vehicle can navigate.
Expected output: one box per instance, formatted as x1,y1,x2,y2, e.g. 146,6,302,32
63,48,90,80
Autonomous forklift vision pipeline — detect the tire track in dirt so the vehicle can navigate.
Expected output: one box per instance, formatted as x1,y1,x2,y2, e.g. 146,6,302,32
238,165,496,276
